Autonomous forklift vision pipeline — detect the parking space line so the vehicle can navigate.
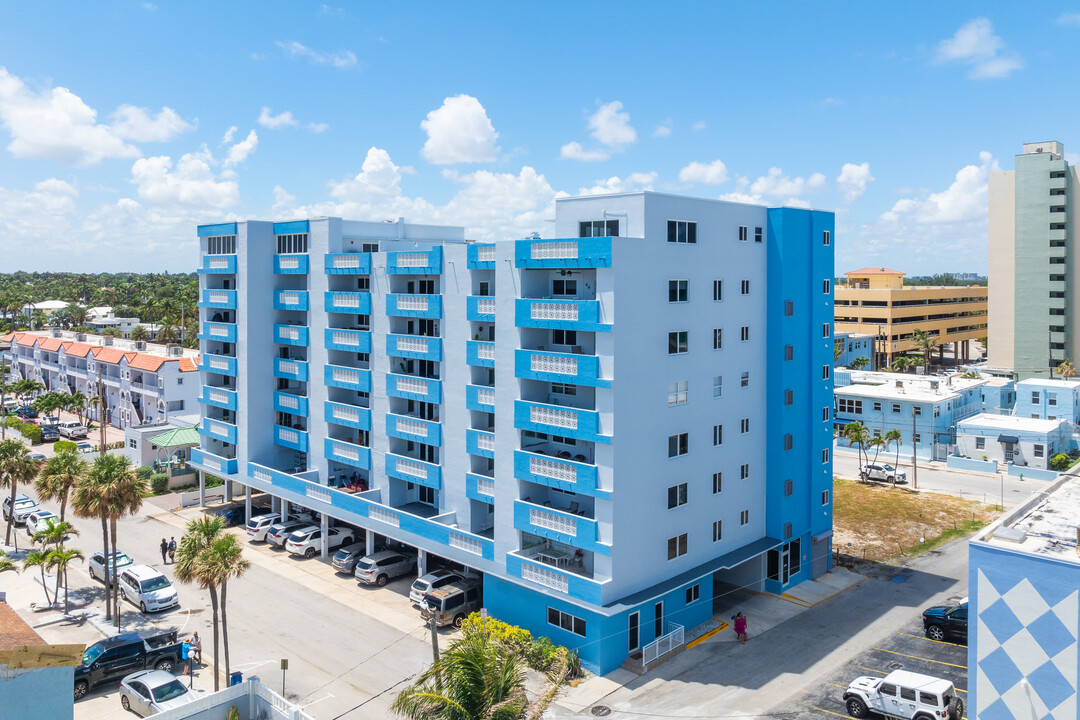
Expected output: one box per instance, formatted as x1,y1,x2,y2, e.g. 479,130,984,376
858,665,887,675
812,705,852,718
871,647,967,669
825,682,848,689
686,620,728,649
896,630,965,648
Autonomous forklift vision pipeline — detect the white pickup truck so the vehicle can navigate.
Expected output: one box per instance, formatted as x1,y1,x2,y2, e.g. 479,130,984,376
58,421,89,439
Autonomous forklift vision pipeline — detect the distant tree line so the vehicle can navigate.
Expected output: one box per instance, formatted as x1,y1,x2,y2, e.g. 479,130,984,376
904,273,987,287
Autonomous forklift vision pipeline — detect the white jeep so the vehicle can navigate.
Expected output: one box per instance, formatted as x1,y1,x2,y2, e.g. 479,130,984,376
859,463,907,484
844,670,962,720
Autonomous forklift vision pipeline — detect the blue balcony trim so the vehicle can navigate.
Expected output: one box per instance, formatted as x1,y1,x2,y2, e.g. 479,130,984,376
324,402,372,431
324,364,371,392
513,500,608,556
506,554,603,604
274,392,309,417
198,222,237,237
199,386,238,411
387,246,442,275
513,450,608,499
198,289,237,309
273,220,309,235
274,254,310,275
324,253,372,275
514,349,611,388
386,414,443,446
385,374,442,404
385,294,443,319
466,341,495,368
386,334,442,361
513,400,611,445
514,299,611,332
465,384,495,412
515,236,612,268
197,254,238,274
198,418,237,445
190,448,239,476
273,357,309,382
324,291,372,314
465,474,495,505
274,324,310,347
198,355,237,377
198,322,238,343
274,424,309,453
273,290,310,311
466,428,495,459
324,328,372,353
384,454,442,490
467,243,495,269
323,439,372,471
466,296,496,322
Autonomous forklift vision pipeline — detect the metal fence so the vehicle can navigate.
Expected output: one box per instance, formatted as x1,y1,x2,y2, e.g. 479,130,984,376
642,622,684,666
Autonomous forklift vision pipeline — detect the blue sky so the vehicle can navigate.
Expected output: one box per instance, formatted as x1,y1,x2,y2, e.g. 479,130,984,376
1,2,1078,274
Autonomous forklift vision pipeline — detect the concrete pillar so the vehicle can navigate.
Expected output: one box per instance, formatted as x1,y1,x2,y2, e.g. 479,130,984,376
320,514,329,559
225,479,234,503
365,531,375,556
198,470,206,507
417,549,427,578
244,487,252,523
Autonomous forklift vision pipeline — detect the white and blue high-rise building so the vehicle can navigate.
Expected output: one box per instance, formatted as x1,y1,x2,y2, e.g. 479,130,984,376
189,192,835,674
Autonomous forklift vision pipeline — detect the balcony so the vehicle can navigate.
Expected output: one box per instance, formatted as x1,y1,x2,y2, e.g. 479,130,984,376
198,289,237,310
274,358,309,382
273,290,309,311
359,492,494,561
274,254,309,275
386,413,443,446
199,386,238,411
385,453,441,489
1051,176,1067,191
386,294,443,319
466,340,495,367
467,243,495,268
513,500,607,555
199,417,237,445
197,254,237,274
465,473,495,504
274,324,309,347
466,428,496,458
325,291,372,314
324,364,371,392
324,401,371,431
1049,280,1067,295
199,354,237,377
1049,245,1067,260
274,424,309,453
466,384,496,412
515,236,612,269
506,551,603,604
514,400,610,444
514,349,610,388
189,448,238,476
274,391,309,417
466,296,497,322
199,322,237,343
387,246,442,275
1050,227,1067,242
514,299,610,332
386,373,442,403
324,252,372,275
324,438,371,471
387,334,442,361
324,328,372,353
513,450,606,498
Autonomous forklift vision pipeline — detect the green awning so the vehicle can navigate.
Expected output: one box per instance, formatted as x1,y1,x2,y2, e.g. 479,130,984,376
148,427,200,448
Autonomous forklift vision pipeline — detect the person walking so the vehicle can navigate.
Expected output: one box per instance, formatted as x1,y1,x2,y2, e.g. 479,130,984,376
191,631,202,664
159,538,168,564
733,612,748,644
168,537,177,564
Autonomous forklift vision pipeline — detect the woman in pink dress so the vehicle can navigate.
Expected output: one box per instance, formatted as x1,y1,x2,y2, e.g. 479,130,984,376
733,612,747,644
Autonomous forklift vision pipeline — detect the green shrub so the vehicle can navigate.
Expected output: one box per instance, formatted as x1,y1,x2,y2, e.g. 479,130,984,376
54,440,77,453
459,614,574,672
149,473,170,495
136,465,155,480
205,474,225,488
20,423,42,444
1050,453,1073,472
5,416,21,429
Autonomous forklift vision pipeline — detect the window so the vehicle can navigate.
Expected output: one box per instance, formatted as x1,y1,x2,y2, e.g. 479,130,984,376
552,330,577,347
177,378,184,385
823,279,831,294
1032,392,1040,403
741,326,750,342
822,490,831,505
913,405,922,416
581,220,619,237
206,234,237,255
668,331,688,355
738,225,748,242
837,398,862,414
668,381,688,406
975,437,985,449
552,279,577,296
361,242,380,252
740,510,749,525
276,233,309,254
667,220,696,243
551,383,576,396
1049,393,1058,406
712,520,723,542
822,365,830,380
822,323,831,338
892,403,901,413
713,375,722,398
741,280,751,295
823,230,831,246
784,479,793,496
754,226,763,243
740,463,749,479
418,485,436,505
667,483,688,509
740,418,750,433
712,472,722,494
900,687,917,702
741,372,750,388
668,433,689,457
822,406,830,421
547,607,587,637
785,389,794,406
822,449,830,463
913,433,921,443
784,345,793,361
1034,444,1045,458
713,424,723,445
667,534,688,559
713,280,723,301
686,584,700,603
713,328,723,349
128,438,137,449
784,434,794,451
872,401,881,411
668,280,689,303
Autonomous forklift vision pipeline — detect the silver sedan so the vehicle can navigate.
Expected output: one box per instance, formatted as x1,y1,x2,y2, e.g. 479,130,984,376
119,669,195,716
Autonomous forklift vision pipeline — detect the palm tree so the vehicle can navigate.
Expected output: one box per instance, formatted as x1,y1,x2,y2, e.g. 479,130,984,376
71,458,115,621
96,454,144,621
889,356,914,374
0,438,40,548
201,534,250,683
129,325,150,343
24,550,54,606
850,357,871,370
1057,360,1076,379
912,329,937,371
47,547,84,614
67,391,87,427
0,549,17,574
843,422,870,473
867,434,886,465
391,623,527,720
36,450,87,522
156,322,179,344
884,429,904,488
175,516,227,690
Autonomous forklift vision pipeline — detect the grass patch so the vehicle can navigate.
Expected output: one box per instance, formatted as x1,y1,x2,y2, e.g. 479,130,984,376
834,478,997,563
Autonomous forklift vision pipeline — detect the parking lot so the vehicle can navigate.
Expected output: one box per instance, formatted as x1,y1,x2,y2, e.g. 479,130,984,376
778,591,968,719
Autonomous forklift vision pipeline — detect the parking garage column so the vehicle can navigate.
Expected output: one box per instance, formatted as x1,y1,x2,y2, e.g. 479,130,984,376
320,514,329,558
198,470,205,507
417,549,427,577
365,531,374,556
244,486,251,523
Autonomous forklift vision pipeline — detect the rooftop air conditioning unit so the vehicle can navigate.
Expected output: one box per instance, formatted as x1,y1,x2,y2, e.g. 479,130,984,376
134,341,147,351
51,329,63,338
75,333,86,342
167,345,183,357
102,336,114,346
930,380,940,392
895,380,904,392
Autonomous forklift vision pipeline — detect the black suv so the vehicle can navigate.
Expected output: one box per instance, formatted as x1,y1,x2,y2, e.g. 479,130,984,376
922,601,967,643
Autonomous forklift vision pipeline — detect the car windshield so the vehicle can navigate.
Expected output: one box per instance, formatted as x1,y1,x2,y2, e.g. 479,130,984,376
15,501,36,510
108,553,132,568
883,465,895,471
334,550,350,560
357,560,373,570
141,576,171,592
412,579,429,590
151,678,189,703
82,644,104,666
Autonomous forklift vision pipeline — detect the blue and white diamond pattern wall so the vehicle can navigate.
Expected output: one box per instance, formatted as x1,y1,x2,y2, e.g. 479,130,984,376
976,568,1078,720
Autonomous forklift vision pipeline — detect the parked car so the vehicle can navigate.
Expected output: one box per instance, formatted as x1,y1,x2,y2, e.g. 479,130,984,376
88,550,134,585
860,463,907,484
843,670,963,720
409,569,465,605
265,519,314,548
246,513,282,542
58,421,89,439
922,599,968,643
75,441,94,453
331,541,369,574
74,631,185,700
28,452,47,462
355,549,416,586
16,405,38,419
39,424,59,442
2,494,40,525
285,525,355,558
212,505,246,527
420,579,482,628
25,509,60,537
119,669,195,715
118,565,180,613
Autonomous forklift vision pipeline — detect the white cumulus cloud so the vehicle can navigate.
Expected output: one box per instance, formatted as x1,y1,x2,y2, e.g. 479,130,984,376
258,107,298,129
653,119,673,137
678,160,729,186
110,105,195,142
577,173,657,196
130,148,239,210
749,167,827,198
223,130,258,168
560,141,609,162
420,95,500,165
275,40,357,69
561,100,637,162
881,151,998,225
936,18,1022,79
307,122,329,133
836,162,874,203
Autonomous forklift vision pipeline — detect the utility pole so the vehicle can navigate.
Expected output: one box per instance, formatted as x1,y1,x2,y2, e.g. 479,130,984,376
429,615,440,664
96,366,108,455
911,413,918,490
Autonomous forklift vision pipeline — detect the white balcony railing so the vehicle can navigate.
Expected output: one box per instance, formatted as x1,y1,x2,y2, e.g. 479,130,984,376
397,253,429,267
476,246,496,262
278,256,300,270
396,377,429,395
279,327,301,341
476,297,496,314
331,331,362,347
208,356,231,371
530,405,578,430
476,433,495,451
530,456,577,483
332,294,362,308
277,428,300,445
208,291,231,304
370,506,400,527
521,562,569,593
279,360,300,375
643,623,685,666
449,532,483,556
476,477,495,495
328,440,361,461
476,388,496,406
332,367,360,384
331,405,360,423
529,507,576,536
207,389,231,405
531,241,578,259
531,354,577,375
531,302,579,321
207,257,231,270
477,343,495,360
277,394,299,410
332,254,362,269
279,292,301,305
396,418,429,438
395,458,429,479
397,296,429,311
396,337,429,354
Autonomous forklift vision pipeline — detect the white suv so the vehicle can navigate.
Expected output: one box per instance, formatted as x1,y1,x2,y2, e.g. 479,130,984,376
3,494,39,525
118,565,180,613
285,526,355,558
860,463,907,484
844,670,962,720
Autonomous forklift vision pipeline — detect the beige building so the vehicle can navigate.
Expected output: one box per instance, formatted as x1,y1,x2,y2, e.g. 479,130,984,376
834,267,987,368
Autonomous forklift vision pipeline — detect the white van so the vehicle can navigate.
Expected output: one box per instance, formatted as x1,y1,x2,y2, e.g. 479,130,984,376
118,565,180,613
